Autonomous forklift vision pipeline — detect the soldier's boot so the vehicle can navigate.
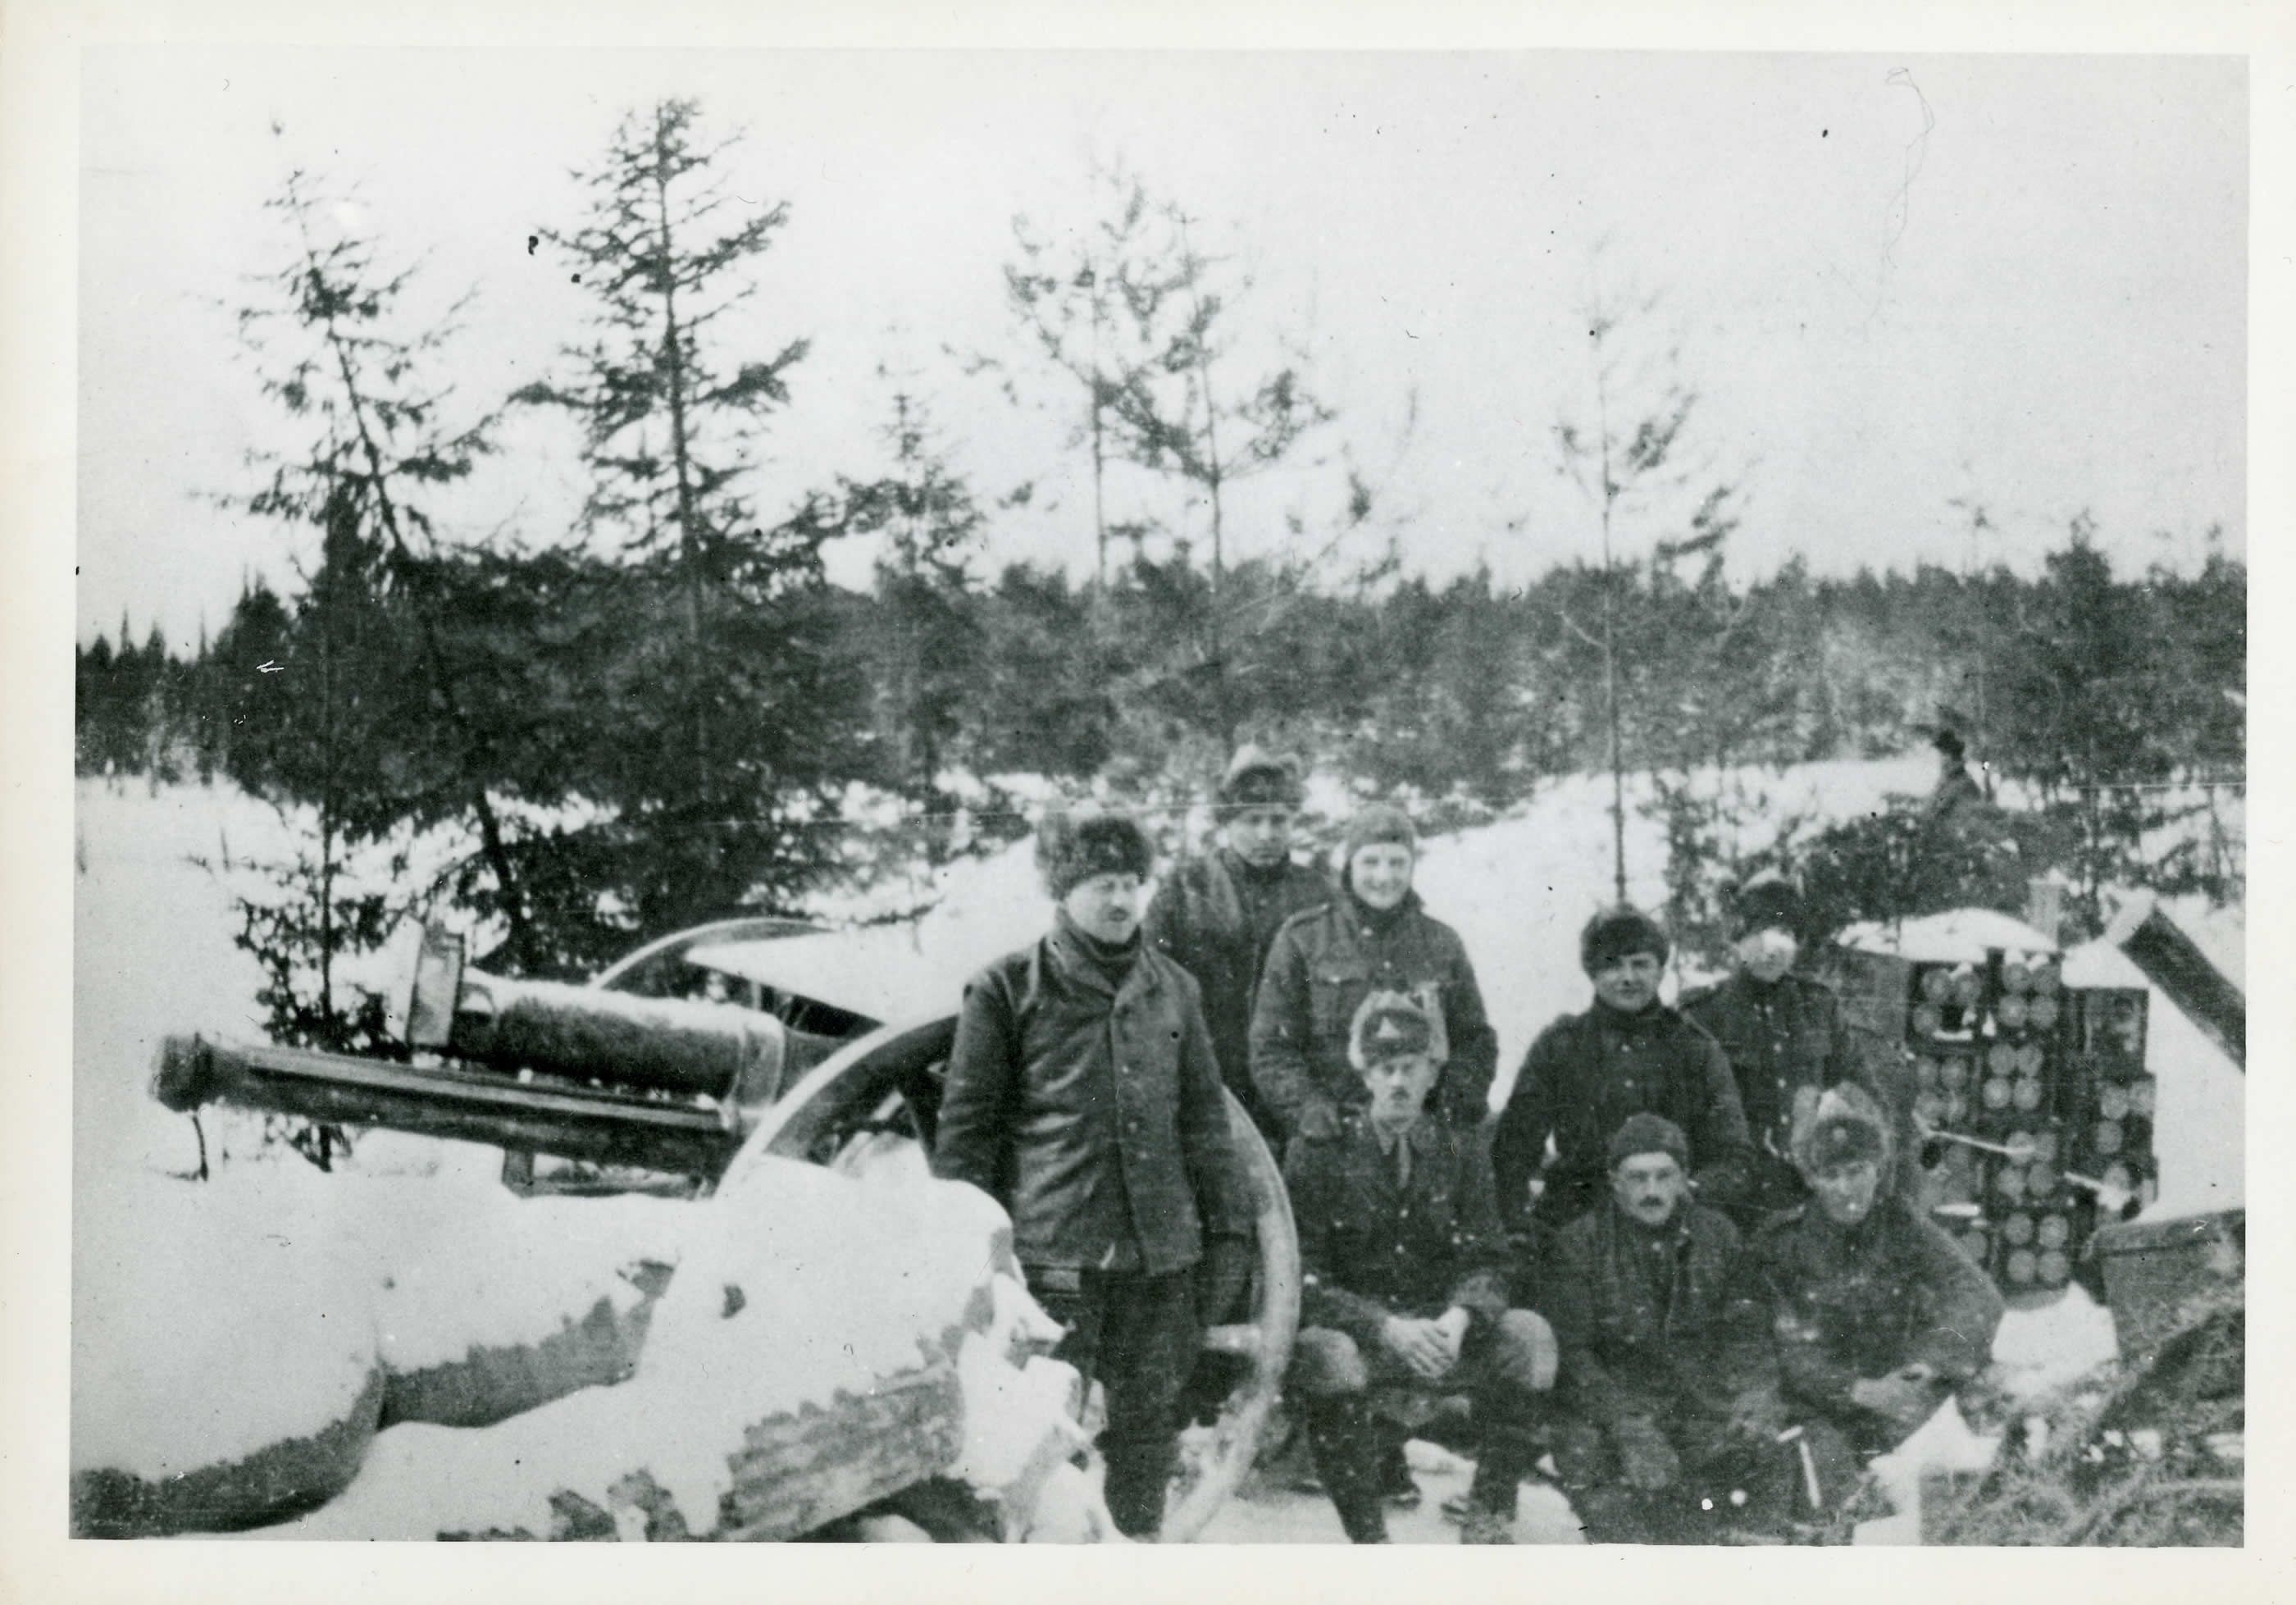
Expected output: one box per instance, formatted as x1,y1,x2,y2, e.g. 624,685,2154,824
1099,1439,1173,1541
1566,1483,1656,1545
1304,1397,1389,1544
1459,1507,1516,1544
1457,1433,1528,1543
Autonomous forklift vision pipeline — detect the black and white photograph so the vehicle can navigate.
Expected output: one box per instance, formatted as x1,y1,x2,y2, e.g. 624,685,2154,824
11,11,2273,1586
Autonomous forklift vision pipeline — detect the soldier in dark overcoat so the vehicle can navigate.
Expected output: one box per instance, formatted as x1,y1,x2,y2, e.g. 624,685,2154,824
1492,907,1755,1248
1679,876,1865,1232
1145,747,1332,1138
932,806,1253,1539
1249,803,1498,1142
1545,1114,1788,1543
1283,992,1556,1545
1752,1082,2005,1514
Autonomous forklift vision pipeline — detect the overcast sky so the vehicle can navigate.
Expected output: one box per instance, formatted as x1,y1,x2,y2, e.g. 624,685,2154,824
78,48,2245,651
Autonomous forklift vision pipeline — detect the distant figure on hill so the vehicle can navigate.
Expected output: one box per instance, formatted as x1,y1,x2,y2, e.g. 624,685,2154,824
1146,747,1332,1138
1924,727,1985,825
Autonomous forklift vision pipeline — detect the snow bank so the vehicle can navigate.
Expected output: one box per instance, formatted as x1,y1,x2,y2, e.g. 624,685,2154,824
1837,908,2061,964
258,1160,1062,1541
1991,1284,2123,1398
374,1193,685,1375
71,1168,383,1490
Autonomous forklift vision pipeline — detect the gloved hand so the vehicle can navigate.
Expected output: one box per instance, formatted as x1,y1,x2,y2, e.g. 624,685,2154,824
1296,1101,1343,1140
1724,1386,1788,1444
1194,1233,1255,1326
1613,1417,1680,1493
1850,1364,1941,1432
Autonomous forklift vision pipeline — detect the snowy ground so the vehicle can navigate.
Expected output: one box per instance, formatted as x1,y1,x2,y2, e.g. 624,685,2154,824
71,764,2239,1543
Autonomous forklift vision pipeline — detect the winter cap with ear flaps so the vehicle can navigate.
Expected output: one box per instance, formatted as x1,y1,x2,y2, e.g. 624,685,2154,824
1790,1082,1893,1180
1035,806,1155,901
1728,873,1802,940
1218,746,1305,809
1607,1111,1690,1171
1579,905,1670,974
1347,989,1449,1072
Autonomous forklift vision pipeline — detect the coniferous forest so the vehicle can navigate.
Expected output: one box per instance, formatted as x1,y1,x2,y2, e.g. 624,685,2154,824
75,100,2247,1001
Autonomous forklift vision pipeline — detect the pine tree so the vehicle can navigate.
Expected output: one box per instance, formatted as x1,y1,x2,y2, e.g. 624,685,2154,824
1006,162,1335,749
1551,268,1741,901
517,98,857,937
226,151,534,969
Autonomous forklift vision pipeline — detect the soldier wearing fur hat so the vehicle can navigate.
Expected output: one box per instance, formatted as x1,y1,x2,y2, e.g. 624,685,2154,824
1751,1083,2004,1513
1546,1114,1789,1543
1492,905,1754,1241
1283,992,1557,1544
1146,747,1333,1138
933,805,1253,1539
1679,875,1863,1232
1248,802,1499,1142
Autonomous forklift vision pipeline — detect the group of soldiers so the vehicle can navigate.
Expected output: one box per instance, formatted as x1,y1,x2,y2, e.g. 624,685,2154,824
930,749,2004,1544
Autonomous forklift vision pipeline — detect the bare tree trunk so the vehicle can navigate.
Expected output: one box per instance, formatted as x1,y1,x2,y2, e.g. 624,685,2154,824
1597,361,1627,905
1178,212,1236,750
1089,276,1109,591
653,108,711,810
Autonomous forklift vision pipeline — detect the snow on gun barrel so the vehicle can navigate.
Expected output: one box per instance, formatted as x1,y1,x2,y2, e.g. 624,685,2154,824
75,1144,1112,1541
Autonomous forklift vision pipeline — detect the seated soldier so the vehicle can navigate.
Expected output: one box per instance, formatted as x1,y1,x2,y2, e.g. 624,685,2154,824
1283,992,1557,1545
1547,1114,1788,1543
1752,1083,2006,1516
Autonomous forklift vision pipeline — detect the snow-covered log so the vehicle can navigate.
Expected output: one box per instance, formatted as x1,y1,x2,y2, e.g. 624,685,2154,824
227,1158,1097,1541
71,1175,389,1536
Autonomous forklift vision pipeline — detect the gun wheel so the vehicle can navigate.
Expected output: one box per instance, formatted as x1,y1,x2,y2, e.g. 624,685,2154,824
737,1017,1299,1543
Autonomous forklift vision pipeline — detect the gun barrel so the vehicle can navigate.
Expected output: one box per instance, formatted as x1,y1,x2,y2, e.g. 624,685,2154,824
153,1034,740,1177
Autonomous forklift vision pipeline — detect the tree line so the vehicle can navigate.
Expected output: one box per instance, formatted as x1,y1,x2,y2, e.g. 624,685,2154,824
75,98,2245,1034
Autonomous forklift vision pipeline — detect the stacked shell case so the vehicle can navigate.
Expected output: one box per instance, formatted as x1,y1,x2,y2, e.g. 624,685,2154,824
1836,945,2152,1295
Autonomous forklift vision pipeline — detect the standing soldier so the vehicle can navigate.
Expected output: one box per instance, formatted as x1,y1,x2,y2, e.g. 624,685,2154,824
1679,875,1864,1233
1492,906,1754,1247
1249,803,1499,1142
932,805,1253,1540
1146,747,1332,1138
1753,1083,2004,1516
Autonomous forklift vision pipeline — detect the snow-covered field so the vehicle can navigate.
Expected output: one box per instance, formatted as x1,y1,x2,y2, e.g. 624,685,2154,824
71,762,2243,1543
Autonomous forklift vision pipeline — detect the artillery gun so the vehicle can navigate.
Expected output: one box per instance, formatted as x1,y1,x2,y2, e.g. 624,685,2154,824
140,917,1301,1543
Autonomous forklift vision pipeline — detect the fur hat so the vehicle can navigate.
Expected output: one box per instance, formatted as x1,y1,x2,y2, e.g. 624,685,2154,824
1035,805,1155,901
1789,1082,1894,1181
1342,803,1419,862
1607,1111,1690,1171
1346,989,1446,1071
1579,905,1670,974
1728,873,1802,940
1218,746,1305,811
